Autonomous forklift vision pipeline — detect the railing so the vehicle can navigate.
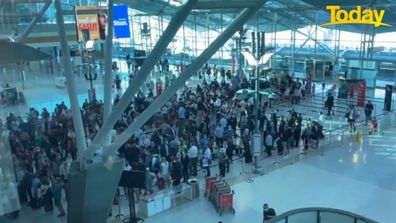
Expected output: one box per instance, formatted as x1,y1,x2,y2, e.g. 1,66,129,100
318,109,395,153
267,207,379,223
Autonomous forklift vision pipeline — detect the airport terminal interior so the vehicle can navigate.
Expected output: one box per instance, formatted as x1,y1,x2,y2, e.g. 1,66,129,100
1,0,396,223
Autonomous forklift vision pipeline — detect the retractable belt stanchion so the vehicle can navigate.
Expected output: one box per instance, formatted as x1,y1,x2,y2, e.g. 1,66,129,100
115,188,124,219
240,159,247,176
289,144,295,165
261,155,268,176
320,138,325,156
273,148,280,166
247,161,254,183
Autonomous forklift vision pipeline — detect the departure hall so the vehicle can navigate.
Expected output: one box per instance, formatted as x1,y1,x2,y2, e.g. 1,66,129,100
0,1,396,223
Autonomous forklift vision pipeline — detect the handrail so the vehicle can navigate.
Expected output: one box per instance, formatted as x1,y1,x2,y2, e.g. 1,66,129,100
266,207,380,223
323,109,395,134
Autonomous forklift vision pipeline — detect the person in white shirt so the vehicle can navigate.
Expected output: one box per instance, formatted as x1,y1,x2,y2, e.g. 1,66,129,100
160,158,170,187
214,98,222,107
203,146,212,176
188,145,198,176
265,134,273,157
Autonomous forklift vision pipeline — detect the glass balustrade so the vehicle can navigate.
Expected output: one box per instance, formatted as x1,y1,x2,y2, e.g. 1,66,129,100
268,208,379,223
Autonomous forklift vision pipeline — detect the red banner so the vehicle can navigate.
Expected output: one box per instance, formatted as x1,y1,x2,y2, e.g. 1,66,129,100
357,80,366,107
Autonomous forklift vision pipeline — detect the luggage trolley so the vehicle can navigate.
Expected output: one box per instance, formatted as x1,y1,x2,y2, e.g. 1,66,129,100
204,176,221,197
209,181,227,203
207,179,235,216
218,192,235,216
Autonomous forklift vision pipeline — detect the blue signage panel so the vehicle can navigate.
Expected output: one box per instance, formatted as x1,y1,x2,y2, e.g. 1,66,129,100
113,5,131,38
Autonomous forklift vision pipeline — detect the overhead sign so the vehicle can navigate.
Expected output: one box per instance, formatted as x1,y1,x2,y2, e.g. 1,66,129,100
113,5,131,38
321,6,391,27
76,6,100,41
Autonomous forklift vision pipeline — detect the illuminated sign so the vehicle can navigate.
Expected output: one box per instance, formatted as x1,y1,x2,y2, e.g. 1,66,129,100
320,6,391,27
113,5,131,38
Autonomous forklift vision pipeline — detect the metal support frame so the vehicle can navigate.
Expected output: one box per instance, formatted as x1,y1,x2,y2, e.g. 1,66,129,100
156,16,161,46
255,14,260,132
295,25,315,55
359,25,375,80
54,0,87,167
312,18,318,81
290,10,296,77
103,0,114,146
148,15,153,52
182,23,186,60
206,13,210,49
194,0,262,9
220,13,224,65
272,12,277,70
194,14,198,57
258,12,335,57
334,26,341,78
314,12,318,58
102,1,268,155
295,38,310,55
14,0,52,42
297,28,334,56
85,0,199,158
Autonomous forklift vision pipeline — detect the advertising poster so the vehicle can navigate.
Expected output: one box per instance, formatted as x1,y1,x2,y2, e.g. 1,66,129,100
357,80,366,107
98,14,107,40
113,5,131,38
75,6,101,41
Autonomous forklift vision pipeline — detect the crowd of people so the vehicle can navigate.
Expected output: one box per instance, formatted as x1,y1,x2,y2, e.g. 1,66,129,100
2,66,326,218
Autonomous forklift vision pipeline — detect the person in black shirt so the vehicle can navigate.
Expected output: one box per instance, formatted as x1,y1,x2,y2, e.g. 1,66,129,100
126,54,132,70
181,152,190,182
364,100,374,125
263,203,276,222
325,93,334,116
114,75,121,91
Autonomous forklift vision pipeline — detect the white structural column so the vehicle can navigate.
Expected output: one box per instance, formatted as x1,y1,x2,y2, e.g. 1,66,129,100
103,0,114,146
103,1,268,155
54,0,87,165
85,0,198,158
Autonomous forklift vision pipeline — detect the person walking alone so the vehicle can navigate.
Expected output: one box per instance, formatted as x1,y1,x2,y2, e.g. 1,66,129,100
325,93,334,116
364,100,374,126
